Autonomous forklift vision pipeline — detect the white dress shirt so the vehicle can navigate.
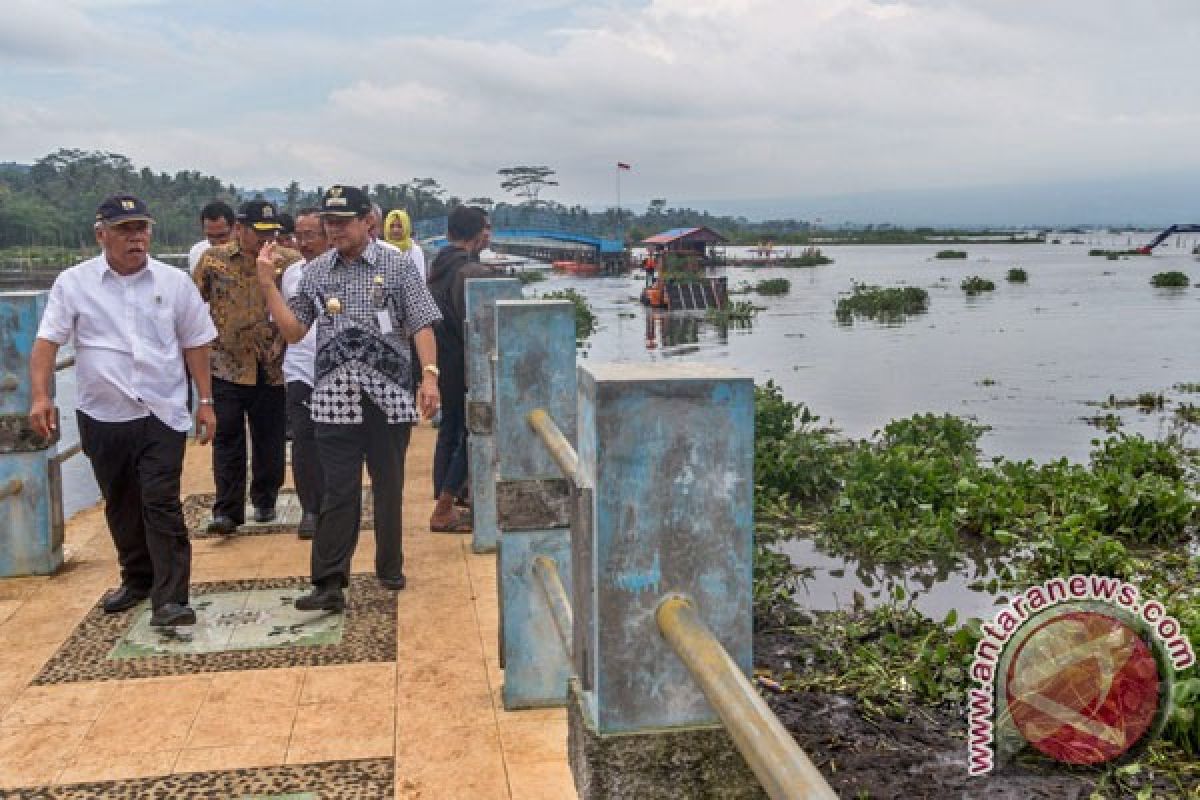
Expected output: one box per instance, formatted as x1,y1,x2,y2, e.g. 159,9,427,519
281,259,316,387
187,239,210,273
37,255,218,432
376,238,426,279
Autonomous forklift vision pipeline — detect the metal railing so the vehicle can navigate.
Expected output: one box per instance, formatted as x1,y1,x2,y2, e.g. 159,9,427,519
524,407,836,800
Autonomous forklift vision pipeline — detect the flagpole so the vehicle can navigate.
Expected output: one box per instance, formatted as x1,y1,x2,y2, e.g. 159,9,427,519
616,163,622,243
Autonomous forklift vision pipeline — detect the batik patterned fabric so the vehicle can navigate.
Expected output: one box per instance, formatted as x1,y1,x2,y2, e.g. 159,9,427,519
194,240,301,385
289,240,441,424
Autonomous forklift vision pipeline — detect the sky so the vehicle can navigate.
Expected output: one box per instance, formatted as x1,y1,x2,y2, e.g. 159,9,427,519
3,0,1200,224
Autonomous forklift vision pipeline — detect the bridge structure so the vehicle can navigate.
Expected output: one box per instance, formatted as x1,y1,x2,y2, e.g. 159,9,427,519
424,227,629,272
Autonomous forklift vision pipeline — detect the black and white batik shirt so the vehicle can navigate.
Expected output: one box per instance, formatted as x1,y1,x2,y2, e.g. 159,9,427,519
289,240,441,425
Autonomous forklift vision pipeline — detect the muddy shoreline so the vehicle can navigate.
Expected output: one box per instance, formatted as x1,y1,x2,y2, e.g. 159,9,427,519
754,625,1190,799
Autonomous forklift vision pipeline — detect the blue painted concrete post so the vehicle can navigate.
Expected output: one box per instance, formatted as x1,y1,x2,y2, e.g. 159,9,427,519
574,363,754,733
494,299,577,709
0,291,64,576
464,278,523,554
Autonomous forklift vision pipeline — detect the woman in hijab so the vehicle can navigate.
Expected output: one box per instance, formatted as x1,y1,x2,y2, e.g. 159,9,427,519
384,209,427,279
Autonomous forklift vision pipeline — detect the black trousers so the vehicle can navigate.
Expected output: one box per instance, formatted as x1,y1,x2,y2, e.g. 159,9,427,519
432,392,468,498
286,381,324,516
313,400,412,588
77,411,191,610
211,375,286,523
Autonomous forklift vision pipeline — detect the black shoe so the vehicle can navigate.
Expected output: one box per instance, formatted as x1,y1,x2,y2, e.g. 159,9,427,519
379,574,407,591
297,512,318,540
253,506,277,524
150,603,196,627
102,585,148,613
294,585,345,612
207,515,238,535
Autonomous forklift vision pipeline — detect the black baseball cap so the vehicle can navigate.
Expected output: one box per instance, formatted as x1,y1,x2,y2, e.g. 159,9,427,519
236,200,283,231
320,185,371,217
277,212,295,235
95,195,154,225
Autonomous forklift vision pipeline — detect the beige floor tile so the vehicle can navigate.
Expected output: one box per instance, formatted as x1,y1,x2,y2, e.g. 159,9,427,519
82,678,209,756
0,605,89,645
1,682,116,726
286,702,395,764
206,667,305,707
396,723,508,800
0,599,25,626
56,748,178,785
185,701,297,749
506,759,578,800
0,723,87,788
173,738,290,774
299,663,396,706
396,679,495,730
497,718,569,766
397,647,489,688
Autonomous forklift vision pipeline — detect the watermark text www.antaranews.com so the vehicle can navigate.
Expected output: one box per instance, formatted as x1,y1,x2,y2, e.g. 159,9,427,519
966,574,1195,776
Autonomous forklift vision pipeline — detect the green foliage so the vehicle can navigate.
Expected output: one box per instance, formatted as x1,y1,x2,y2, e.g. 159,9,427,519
960,275,996,295
835,283,929,323
539,288,597,342
768,602,980,715
1151,271,1190,288
1,149,236,249
515,269,546,284
750,384,1200,761
753,382,844,506
935,250,968,259
754,278,791,296
1006,267,1028,283
1104,392,1165,410
1174,383,1200,393
1176,403,1200,425
776,247,832,267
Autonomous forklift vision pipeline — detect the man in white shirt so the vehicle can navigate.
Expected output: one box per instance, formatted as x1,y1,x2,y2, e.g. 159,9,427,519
187,201,235,273
29,194,218,627
281,208,327,539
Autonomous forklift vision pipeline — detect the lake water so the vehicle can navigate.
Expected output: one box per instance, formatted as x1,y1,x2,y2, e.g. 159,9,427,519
30,235,1200,618
540,236,1200,619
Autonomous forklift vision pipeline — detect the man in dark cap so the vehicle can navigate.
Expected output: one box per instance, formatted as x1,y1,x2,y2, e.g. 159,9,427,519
194,200,301,534
29,195,218,626
254,185,442,611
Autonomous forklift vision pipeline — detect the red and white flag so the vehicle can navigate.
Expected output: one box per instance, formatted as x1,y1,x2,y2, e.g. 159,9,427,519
617,162,631,170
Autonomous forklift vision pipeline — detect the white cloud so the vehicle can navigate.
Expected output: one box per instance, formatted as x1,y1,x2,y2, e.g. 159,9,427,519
3,0,1200,213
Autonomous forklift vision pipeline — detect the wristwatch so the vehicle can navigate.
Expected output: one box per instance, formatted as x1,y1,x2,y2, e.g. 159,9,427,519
198,398,215,406
422,365,440,378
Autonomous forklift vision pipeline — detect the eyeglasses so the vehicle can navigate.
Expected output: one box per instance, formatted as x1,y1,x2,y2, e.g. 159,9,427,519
106,221,152,236
295,232,326,243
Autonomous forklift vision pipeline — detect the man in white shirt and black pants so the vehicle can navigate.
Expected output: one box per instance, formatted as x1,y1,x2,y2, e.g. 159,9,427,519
280,208,328,539
28,195,218,627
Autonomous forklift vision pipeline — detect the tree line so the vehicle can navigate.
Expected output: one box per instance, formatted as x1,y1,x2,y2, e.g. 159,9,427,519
0,149,829,253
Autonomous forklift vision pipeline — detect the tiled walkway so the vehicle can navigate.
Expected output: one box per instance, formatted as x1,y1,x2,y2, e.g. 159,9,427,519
0,425,576,799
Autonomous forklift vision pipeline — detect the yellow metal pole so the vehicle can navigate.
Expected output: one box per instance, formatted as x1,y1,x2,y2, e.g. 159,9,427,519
532,555,573,659
526,408,579,481
0,478,24,502
656,596,837,800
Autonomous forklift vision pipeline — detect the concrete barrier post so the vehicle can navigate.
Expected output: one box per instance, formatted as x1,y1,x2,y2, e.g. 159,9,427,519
494,299,577,709
464,277,523,554
568,363,763,799
0,291,64,576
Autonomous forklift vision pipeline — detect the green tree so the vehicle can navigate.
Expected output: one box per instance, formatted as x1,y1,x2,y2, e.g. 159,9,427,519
497,165,558,207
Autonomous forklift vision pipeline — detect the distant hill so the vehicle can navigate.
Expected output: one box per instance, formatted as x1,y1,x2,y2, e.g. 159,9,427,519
688,172,1200,229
